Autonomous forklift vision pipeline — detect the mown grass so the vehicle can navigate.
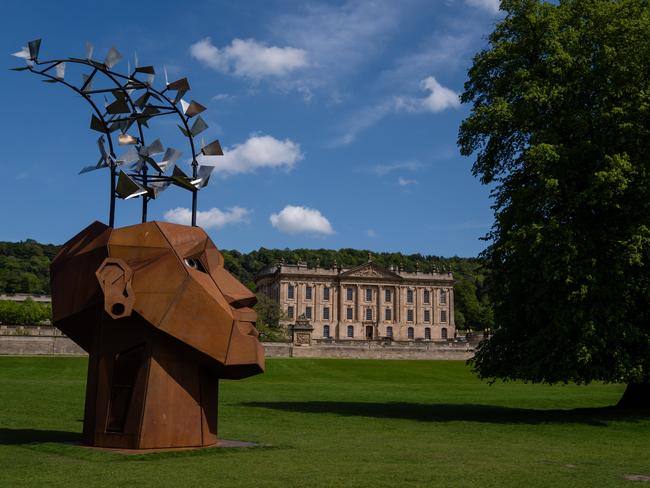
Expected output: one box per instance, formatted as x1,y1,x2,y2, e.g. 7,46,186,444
0,357,648,487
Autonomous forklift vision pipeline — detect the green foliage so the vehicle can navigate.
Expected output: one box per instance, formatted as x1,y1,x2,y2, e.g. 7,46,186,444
447,258,494,331
253,292,286,342
0,239,58,294
0,299,51,325
459,0,650,383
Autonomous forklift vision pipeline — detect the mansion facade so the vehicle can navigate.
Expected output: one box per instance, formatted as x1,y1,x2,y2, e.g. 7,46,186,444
255,260,455,342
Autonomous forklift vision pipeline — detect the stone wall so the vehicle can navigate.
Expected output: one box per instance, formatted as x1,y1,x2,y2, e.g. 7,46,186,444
0,335,86,355
264,342,293,358
289,343,473,360
0,327,474,360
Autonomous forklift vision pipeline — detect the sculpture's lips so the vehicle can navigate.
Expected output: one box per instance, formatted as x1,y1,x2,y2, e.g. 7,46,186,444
223,320,265,379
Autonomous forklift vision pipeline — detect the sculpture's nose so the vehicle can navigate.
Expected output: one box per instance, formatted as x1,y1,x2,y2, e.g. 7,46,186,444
222,307,265,379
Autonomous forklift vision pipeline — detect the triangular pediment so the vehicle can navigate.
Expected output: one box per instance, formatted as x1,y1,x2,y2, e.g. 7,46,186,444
340,262,402,280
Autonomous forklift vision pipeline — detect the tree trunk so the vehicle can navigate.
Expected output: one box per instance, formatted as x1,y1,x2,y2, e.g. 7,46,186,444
617,382,650,410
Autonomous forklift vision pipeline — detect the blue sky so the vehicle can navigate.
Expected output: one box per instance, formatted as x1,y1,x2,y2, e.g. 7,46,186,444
1,0,502,257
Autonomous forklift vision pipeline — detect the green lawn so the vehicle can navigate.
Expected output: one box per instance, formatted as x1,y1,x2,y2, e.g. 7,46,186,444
0,357,648,487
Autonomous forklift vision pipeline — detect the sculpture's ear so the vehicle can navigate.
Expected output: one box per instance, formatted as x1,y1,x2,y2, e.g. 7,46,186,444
95,258,135,319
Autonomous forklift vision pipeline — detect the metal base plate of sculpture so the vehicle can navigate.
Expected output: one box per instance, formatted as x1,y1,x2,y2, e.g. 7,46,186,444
12,40,265,450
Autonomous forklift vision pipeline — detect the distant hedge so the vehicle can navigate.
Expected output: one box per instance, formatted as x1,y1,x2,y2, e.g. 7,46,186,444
0,299,52,326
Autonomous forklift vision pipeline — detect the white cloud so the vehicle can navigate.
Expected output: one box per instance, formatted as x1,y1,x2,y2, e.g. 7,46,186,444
211,93,235,102
190,38,308,79
398,177,418,186
164,206,250,229
332,8,485,146
396,76,460,113
376,31,475,92
366,229,378,238
201,134,303,177
190,2,405,98
270,205,334,235
465,0,500,14
271,0,403,87
368,161,423,176
334,76,459,145
331,100,394,146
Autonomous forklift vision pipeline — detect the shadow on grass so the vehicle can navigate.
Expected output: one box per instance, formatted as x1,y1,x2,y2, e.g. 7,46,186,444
0,428,81,445
241,402,648,426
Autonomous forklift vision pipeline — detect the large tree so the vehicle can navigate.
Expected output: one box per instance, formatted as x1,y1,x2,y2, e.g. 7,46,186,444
458,0,650,407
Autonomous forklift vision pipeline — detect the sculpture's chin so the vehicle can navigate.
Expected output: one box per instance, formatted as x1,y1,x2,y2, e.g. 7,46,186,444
222,320,265,378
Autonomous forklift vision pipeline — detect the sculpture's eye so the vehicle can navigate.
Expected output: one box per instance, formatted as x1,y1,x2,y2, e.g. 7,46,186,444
184,257,207,273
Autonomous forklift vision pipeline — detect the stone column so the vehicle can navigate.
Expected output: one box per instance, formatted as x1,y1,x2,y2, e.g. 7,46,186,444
356,284,361,323
449,287,455,328
314,282,320,322
392,286,396,322
296,281,302,316
433,287,440,327
396,285,401,323
333,283,339,339
336,283,341,322
414,286,419,325
378,285,383,326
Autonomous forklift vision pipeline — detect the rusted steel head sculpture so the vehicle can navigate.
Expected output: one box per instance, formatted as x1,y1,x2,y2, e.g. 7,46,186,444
51,221,263,448
13,40,265,449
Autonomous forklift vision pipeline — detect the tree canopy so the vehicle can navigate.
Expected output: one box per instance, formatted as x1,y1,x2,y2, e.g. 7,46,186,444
253,292,286,342
458,0,650,393
0,240,58,294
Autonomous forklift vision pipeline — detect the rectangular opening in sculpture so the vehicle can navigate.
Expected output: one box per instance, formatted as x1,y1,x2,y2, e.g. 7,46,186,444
106,343,146,433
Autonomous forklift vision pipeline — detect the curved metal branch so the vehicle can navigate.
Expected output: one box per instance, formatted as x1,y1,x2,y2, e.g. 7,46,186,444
14,45,216,228
28,62,119,226
33,57,155,223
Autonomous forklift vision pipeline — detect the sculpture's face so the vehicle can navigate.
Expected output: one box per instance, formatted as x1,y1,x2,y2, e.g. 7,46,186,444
51,221,264,378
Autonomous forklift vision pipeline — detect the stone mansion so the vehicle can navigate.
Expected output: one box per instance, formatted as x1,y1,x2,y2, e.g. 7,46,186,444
255,259,455,342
